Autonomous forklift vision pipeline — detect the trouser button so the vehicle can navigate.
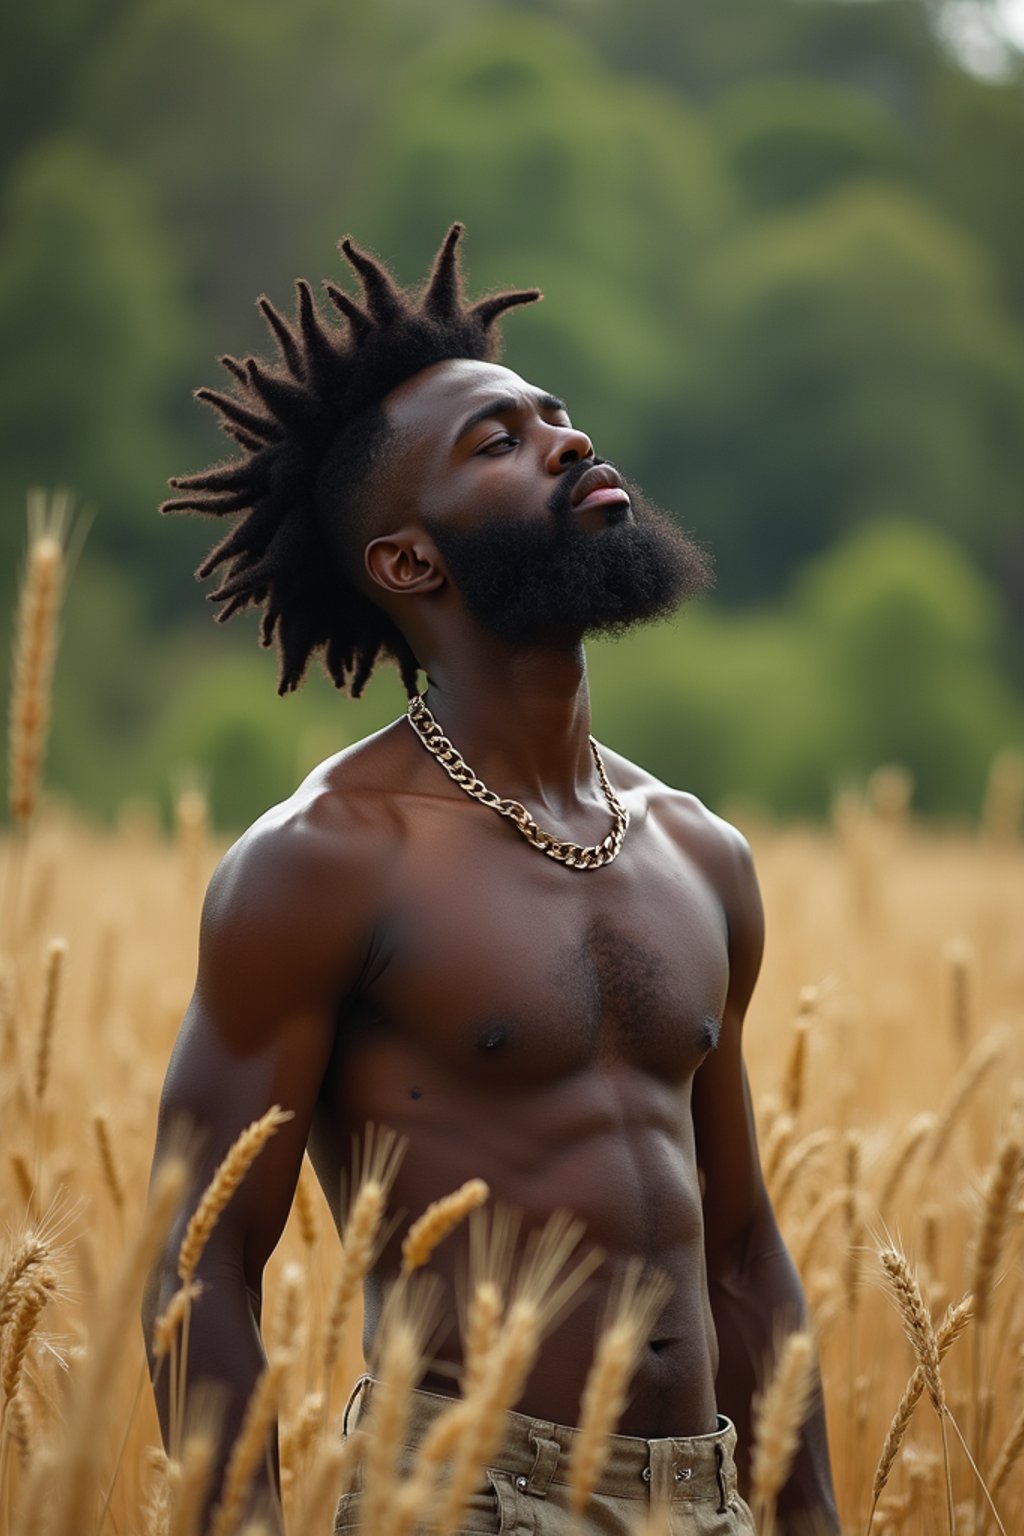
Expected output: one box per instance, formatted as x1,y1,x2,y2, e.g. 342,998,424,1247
641,1466,652,1483
515,1475,529,1492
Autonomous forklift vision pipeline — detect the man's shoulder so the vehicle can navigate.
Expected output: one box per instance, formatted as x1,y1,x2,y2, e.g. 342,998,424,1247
207,720,413,928
601,745,758,899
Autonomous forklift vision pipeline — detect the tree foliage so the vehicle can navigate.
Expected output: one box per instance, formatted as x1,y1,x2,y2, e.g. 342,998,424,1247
1,0,1022,822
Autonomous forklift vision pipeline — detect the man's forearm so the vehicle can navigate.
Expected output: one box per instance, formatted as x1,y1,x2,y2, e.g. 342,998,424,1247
142,1256,282,1534
708,1206,840,1536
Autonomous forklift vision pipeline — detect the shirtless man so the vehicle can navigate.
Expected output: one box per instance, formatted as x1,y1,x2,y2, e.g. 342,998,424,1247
143,226,839,1535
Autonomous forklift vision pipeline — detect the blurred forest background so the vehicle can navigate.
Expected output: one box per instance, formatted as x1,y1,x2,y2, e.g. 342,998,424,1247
2,0,1023,829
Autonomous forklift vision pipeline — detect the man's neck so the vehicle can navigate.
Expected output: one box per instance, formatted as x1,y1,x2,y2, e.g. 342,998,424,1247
419,642,599,815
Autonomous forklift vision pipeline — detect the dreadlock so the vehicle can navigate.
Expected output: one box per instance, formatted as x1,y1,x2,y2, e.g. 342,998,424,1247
161,224,541,697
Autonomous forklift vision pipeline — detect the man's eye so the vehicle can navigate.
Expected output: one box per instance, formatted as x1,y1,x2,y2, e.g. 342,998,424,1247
481,434,519,454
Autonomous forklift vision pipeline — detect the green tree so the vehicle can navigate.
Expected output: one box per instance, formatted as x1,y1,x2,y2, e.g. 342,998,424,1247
679,184,1024,603
0,135,196,619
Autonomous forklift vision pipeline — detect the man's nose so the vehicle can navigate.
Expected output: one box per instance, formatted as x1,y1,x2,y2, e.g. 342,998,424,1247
545,424,593,472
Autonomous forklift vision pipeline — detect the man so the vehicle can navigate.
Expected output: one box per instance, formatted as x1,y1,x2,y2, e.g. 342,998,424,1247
143,225,839,1534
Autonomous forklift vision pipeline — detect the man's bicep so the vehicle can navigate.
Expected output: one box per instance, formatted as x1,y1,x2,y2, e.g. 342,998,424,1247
153,825,361,1278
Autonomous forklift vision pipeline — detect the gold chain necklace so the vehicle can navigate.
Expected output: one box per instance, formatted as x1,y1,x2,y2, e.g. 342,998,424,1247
406,693,629,870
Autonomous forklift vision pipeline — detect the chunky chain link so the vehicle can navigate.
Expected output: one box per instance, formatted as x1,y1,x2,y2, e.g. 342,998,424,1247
406,693,629,870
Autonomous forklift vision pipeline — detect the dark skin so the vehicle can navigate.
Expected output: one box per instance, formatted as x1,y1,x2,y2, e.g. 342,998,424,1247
143,359,839,1534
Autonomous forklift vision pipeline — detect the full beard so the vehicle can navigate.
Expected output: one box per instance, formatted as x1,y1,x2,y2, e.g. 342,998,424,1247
424,470,714,648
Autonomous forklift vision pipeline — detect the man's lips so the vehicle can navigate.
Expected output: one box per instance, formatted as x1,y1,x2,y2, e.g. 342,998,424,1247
570,463,631,513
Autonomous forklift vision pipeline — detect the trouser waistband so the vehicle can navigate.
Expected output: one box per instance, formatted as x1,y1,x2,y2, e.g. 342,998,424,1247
343,1375,742,1508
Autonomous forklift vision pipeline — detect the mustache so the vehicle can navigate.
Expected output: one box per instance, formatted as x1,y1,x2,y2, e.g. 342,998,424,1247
547,458,621,526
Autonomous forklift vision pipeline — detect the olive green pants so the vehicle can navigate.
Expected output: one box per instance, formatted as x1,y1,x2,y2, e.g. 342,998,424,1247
336,1376,758,1535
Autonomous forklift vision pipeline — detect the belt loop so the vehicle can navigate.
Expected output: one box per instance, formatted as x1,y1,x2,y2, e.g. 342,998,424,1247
525,1433,561,1497
714,1442,728,1514
342,1373,372,1438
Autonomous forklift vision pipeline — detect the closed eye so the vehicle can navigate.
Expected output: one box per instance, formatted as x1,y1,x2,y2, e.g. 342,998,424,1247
478,433,519,455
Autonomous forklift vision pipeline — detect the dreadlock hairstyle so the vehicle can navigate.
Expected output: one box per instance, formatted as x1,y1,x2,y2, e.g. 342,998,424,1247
161,223,541,697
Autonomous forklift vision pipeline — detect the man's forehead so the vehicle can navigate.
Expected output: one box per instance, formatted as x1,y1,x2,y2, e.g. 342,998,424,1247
384,358,546,437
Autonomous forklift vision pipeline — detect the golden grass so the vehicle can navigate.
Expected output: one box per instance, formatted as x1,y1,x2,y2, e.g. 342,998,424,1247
0,579,1022,1535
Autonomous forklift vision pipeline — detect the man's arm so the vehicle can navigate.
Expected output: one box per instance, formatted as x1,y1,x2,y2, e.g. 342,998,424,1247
142,799,370,1533
690,819,840,1536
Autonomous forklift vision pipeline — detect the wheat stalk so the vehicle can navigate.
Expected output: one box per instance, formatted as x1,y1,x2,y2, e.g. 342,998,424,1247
878,1113,936,1213
434,1297,541,1536
151,1283,203,1363
401,1178,490,1272
92,1107,126,1215
780,988,816,1117
279,1391,324,1474
177,1107,292,1284
291,1433,362,1536
868,1293,973,1514
1,1269,56,1419
7,494,71,827
0,1238,48,1336
771,1128,835,1220
750,1331,816,1536
34,937,67,1104
361,1320,420,1535
762,1113,795,1187
567,1262,671,1518
47,1154,189,1536
969,1124,1023,1324
927,1029,1006,1176
293,1161,319,1250
207,1353,289,1536
322,1181,384,1386
461,1278,504,1398
878,1247,945,1412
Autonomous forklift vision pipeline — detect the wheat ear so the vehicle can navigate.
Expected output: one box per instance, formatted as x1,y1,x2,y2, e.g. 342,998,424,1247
34,937,67,1104
461,1279,504,1398
151,1283,203,1362
780,988,815,1117
926,1028,1006,1175
48,1155,188,1536
361,1320,420,1536
381,1399,474,1536
771,1129,835,1220
207,1352,289,1536
568,1262,672,1518
291,1432,362,1536
91,1108,125,1215
177,1107,292,1284
0,1238,48,1335
166,1430,217,1536
762,1114,795,1188
990,1396,1024,1502
878,1113,936,1214
750,1331,816,1536
322,1180,384,1384
279,1391,324,1474
1,1269,56,1419
434,1297,541,1536
878,1247,945,1412
401,1178,490,1272
869,1292,973,1511
293,1160,319,1249
8,496,69,827
6,1392,32,1470
969,1124,1023,1324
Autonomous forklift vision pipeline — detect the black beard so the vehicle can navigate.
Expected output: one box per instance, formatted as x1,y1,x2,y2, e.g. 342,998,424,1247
424,467,713,647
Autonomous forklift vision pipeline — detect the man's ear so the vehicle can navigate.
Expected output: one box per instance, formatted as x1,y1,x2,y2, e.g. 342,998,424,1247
364,529,445,597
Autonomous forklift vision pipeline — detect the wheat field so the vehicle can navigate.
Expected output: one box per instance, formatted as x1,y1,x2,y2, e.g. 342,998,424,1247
2,515,1024,1535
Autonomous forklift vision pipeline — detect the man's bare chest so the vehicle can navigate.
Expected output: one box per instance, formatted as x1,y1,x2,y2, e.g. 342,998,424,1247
343,802,731,1090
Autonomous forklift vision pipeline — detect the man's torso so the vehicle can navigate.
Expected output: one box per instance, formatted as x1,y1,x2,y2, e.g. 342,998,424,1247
266,722,736,1436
